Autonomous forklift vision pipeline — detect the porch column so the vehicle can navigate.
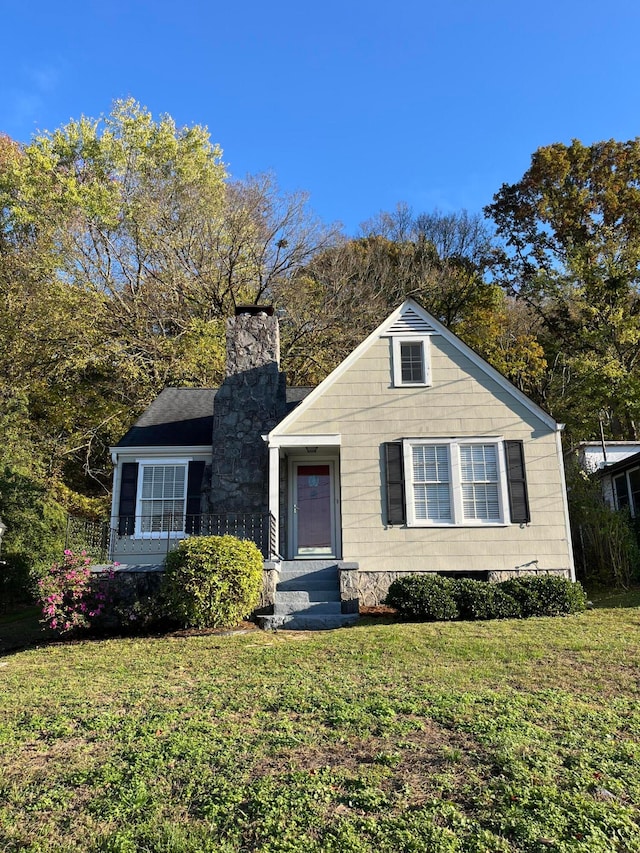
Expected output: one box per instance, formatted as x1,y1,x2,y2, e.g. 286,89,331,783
268,444,280,556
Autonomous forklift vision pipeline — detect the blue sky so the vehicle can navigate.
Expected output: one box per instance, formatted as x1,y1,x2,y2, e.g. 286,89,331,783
3,0,640,235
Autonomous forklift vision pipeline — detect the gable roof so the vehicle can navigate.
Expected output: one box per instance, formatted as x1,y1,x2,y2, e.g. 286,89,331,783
270,298,559,438
116,385,314,449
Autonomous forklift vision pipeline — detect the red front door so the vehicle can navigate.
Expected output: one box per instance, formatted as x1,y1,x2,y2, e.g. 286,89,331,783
294,463,334,556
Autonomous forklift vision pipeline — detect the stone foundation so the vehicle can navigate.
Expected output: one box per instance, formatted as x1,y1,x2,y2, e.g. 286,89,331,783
91,563,281,620
90,564,164,608
339,567,572,607
337,562,361,613
487,568,570,583
258,561,280,613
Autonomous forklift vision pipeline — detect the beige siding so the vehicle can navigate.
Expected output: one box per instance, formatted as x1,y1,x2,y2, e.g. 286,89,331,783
274,335,572,573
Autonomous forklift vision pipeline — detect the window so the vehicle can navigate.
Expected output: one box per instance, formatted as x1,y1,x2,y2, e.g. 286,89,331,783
629,470,640,515
402,439,508,526
412,444,452,521
401,342,425,383
137,463,188,536
392,337,430,386
613,468,640,516
117,459,205,538
459,444,500,521
614,473,630,510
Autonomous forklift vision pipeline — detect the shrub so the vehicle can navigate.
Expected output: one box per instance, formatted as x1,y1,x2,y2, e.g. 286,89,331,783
162,535,264,629
566,460,640,587
386,573,586,622
0,466,66,609
37,550,114,634
501,575,587,617
386,574,458,621
452,578,521,620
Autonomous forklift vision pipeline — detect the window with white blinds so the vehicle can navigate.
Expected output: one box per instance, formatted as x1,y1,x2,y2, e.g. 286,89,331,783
404,439,507,526
412,444,452,521
459,444,500,521
137,464,187,534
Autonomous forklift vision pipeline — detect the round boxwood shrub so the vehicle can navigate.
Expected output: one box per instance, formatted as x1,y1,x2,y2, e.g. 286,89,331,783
501,575,587,617
386,574,459,621
162,535,263,628
386,573,586,622
451,578,521,621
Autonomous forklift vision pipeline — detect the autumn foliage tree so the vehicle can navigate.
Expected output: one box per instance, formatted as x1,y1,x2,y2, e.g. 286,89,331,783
486,138,640,440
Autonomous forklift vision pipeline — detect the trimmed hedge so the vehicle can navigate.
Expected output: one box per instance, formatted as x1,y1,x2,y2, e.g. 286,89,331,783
163,535,263,629
452,578,521,621
386,574,586,622
500,575,587,617
385,574,459,621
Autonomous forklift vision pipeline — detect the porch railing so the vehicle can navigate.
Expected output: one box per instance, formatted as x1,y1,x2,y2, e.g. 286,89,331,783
66,512,278,562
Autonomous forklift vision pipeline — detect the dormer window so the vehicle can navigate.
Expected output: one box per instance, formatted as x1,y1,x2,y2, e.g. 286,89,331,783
392,337,430,387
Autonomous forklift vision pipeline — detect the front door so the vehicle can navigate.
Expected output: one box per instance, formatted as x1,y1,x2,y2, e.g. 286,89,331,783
292,462,336,557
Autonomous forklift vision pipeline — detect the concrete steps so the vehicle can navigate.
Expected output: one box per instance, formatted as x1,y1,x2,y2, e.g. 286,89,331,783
257,560,358,631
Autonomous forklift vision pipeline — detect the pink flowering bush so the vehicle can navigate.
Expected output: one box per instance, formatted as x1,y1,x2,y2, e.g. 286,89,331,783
37,550,115,634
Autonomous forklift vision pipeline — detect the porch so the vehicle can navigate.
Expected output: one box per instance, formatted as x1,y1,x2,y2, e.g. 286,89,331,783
267,435,343,561
65,512,278,564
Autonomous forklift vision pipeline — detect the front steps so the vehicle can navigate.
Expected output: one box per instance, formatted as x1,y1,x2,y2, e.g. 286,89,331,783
257,560,359,630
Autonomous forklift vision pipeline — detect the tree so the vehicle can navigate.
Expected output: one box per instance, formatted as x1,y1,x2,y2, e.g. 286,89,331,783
486,139,640,440
277,208,545,391
2,103,341,487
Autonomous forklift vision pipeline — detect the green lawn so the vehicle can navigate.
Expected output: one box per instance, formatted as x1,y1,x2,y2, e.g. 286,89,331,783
1,598,640,852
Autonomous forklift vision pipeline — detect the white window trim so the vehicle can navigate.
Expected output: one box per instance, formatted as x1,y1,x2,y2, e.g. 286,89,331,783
613,467,640,517
392,337,431,387
134,459,191,538
403,437,510,527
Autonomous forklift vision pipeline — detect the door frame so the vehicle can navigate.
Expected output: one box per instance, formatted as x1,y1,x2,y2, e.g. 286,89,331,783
288,456,341,559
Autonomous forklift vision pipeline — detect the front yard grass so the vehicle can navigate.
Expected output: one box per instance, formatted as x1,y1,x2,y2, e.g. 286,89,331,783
1,600,639,852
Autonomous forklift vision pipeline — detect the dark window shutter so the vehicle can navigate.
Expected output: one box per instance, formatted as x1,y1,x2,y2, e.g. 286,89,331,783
186,460,205,534
118,462,138,535
504,440,530,524
384,442,406,525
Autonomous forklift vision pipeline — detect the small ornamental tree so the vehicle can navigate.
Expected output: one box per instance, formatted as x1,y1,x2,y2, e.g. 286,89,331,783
37,550,114,634
162,535,263,629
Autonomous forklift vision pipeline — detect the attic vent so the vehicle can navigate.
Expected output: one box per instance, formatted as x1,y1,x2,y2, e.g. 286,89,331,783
386,308,436,336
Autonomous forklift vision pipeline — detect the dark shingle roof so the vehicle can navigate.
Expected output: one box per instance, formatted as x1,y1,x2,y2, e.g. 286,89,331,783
117,388,217,447
116,385,314,448
285,386,314,413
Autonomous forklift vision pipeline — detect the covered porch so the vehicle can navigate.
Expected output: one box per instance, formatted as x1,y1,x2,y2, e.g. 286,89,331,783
267,434,343,561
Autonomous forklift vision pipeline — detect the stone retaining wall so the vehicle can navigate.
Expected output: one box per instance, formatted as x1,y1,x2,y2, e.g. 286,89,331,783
91,563,279,619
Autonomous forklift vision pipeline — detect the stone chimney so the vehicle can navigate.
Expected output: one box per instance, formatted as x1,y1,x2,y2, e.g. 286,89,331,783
207,306,287,514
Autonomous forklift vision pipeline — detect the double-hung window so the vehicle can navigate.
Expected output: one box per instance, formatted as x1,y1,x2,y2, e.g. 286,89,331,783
411,444,452,521
459,444,500,521
403,439,508,526
613,468,640,516
392,337,430,386
136,462,188,536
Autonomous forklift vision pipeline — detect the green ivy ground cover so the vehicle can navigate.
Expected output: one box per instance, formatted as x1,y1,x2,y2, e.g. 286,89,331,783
1,597,639,852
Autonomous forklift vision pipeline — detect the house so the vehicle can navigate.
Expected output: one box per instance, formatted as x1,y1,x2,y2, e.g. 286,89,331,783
573,440,640,516
109,299,575,628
